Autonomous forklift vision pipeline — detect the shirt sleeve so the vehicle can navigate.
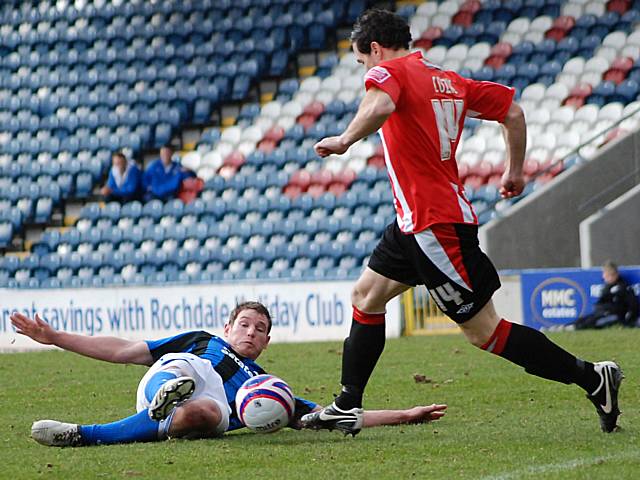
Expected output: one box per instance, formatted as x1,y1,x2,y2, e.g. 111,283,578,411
145,331,211,362
364,65,402,104
463,78,515,122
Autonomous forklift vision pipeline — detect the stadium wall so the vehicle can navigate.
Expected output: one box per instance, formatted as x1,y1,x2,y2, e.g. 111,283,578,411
479,130,640,269
579,183,640,267
0,281,401,351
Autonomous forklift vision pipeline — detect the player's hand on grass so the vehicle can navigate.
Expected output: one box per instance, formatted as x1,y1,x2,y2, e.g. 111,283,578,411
314,136,349,157
10,312,57,345
499,171,525,199
404,404,448,424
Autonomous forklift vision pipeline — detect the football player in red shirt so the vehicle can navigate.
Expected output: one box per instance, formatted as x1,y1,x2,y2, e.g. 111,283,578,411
303,9,622,435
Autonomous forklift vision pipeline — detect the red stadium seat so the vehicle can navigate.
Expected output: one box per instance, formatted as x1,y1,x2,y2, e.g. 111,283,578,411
452,11,474,27
297,113,317,130
490,42,513,58
306,184,326,198
257,139,277,153
563,96,586,108
569,83,593,98
603,69,627,84
177,177,204,204
328,182,347,196
367,154,386,169
551,15,576,32
223,151,245,168
460,0,481,14
605,57,634,84
289,170,312,190
310,169,333,187
217,164,237,179
420,26,443,41
485,173,503,187
302,101,325,118
464,175,484,189
263,126,285,143
484,55,506,69
523,159,541,177
413,38,433,50
607,0,630,14
545,27,567,42
334,168,357,186
283,184,303,198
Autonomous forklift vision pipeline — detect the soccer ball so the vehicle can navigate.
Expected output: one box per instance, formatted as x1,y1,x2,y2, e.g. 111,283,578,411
235,374,295,433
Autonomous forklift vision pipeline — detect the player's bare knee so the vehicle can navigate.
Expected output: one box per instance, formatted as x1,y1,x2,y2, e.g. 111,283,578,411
185,401,221,430
170,400,221,437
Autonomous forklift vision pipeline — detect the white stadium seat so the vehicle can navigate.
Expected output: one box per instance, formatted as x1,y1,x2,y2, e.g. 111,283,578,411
426,45,447,65
447,44,468,62
521,83,546,103
620,45,640,60
602,31,628,51
507,17,530,36
529,16,553,32
281,99,304,118
574,104,599,124
261,101,282,119
181,151,201,171
584,0,605,16
598,102,624,122
594,46,618,63
416,2,438,17
430,13,451,30
522,31,544,44
468,42,491,60
562,57,586,75
584,56,610,74
299,76,322,94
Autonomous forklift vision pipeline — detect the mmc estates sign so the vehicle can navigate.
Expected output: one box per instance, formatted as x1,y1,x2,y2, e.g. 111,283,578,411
521,267,640,329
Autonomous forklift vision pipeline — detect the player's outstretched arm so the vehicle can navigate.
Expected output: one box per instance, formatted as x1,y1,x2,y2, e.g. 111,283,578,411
362,403,447,428
314,87,395,158
499,101,526,199
10,312,153,365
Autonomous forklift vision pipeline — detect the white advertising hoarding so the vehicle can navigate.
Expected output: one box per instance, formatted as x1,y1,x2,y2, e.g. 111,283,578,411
0,281,401,351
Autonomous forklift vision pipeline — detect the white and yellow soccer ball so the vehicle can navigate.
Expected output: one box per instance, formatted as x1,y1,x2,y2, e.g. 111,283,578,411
235,374,295,433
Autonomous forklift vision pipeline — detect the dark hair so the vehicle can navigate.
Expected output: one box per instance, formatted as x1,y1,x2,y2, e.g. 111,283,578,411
350,9,412,54
112,151,126,160
228,301,272,333
161,144,173,151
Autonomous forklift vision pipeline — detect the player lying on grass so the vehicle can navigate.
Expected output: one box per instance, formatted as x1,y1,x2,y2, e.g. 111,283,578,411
10,301,447,447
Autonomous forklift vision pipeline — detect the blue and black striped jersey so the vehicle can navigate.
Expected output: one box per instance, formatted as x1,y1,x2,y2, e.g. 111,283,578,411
145,330,316,431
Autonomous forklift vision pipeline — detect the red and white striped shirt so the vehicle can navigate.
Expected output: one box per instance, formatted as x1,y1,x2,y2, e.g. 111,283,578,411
364,51,514,234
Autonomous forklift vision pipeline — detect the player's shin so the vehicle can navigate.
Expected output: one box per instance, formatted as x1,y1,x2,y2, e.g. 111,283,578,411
480,319,599,392
144,371,179,402
335,307,386,410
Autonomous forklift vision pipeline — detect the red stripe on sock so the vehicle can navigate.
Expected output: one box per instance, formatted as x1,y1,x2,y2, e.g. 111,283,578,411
480,319,512,355
353,306,386,325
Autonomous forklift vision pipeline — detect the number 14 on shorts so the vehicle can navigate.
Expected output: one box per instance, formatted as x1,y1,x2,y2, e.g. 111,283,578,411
429,282,464,312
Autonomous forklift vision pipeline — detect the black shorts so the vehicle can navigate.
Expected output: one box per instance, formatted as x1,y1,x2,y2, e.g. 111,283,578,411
368,222,500,324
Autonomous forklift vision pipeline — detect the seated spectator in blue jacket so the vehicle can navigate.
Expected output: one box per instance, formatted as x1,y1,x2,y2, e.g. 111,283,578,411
100,152,143,203
143,145,195,201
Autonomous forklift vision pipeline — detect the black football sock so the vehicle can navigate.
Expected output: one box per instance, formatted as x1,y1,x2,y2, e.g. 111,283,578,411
334,308,386,410
481,319,599,393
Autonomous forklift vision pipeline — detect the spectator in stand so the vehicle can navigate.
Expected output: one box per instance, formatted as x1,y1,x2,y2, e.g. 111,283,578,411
568,261,639,330
143,145,195,202
100,151,143,203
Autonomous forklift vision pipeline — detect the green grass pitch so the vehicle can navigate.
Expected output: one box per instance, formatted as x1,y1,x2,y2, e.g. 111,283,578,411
1,328,639,479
